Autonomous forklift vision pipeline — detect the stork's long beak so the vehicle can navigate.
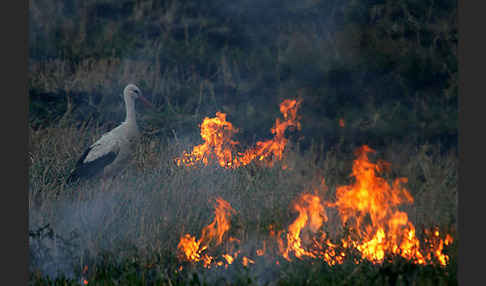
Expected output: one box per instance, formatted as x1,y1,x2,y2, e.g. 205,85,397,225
138,95,155,109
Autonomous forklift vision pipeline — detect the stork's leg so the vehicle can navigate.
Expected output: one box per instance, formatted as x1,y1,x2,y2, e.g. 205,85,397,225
99,178,105,192
100,177,108,192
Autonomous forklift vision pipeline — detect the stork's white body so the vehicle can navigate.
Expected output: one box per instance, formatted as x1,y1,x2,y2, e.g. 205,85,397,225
83,119,140,179
67,84,150,184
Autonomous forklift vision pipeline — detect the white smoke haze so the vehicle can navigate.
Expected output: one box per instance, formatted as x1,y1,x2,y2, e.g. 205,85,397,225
28,141,309,281
28,117,457,284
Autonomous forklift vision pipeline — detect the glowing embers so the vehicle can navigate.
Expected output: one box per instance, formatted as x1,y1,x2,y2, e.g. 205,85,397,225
175,99,302,168
339,118,345,128
176,145,454,269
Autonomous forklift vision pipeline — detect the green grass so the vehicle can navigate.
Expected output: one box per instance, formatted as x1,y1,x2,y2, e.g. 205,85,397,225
30,254,457,285
28,123,457,285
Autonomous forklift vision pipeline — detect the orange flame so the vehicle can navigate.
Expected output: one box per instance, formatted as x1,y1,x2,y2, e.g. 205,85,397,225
279,194,326,260
273,192,348,266
81,265,89,285
175,112,239,168
175,99,301,168
176,145,454,269
177,197,235,267
242,256,255,267
177,198,254,269
329,145,430,264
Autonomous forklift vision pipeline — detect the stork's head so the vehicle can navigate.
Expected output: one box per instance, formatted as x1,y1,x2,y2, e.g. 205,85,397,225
123,83,153,108
124,84,142,99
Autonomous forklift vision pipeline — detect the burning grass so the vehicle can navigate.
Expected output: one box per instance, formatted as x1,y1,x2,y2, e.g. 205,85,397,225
175,99,302,168
28,122,457,285
174,146,454,271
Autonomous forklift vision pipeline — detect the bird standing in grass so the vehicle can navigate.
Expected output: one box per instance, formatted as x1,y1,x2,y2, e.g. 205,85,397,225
67,84,153,186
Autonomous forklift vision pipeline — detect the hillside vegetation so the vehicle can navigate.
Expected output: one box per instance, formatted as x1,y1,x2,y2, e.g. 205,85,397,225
29,0,457,149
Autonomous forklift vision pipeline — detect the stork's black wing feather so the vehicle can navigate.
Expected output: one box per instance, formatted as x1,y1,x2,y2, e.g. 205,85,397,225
66,146,118,184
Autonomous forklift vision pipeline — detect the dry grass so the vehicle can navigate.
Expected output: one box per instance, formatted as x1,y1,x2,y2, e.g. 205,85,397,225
28,123,457,282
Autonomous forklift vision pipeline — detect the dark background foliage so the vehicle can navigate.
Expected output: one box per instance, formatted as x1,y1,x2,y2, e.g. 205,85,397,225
28,0,457,151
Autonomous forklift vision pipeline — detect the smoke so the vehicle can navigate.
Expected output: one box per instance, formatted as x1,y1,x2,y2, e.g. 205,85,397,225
28,146,314,281
28,140,457,283
29,171,168,279
29,182,143,279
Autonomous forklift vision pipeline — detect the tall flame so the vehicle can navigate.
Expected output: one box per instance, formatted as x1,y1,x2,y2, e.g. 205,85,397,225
279,194,326,260
175,99,301,168
331,145,425,264
270,145,452,266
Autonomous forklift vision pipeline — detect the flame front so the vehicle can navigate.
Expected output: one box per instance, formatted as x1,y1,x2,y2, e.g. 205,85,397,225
175,99,301,168
176,145,454,269
271,145,452,266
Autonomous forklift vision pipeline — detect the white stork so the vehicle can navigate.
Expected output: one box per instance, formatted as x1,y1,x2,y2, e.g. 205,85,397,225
67,84,153,185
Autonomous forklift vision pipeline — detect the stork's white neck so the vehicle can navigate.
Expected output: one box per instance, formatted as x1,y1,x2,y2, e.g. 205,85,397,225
124,94,137,124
